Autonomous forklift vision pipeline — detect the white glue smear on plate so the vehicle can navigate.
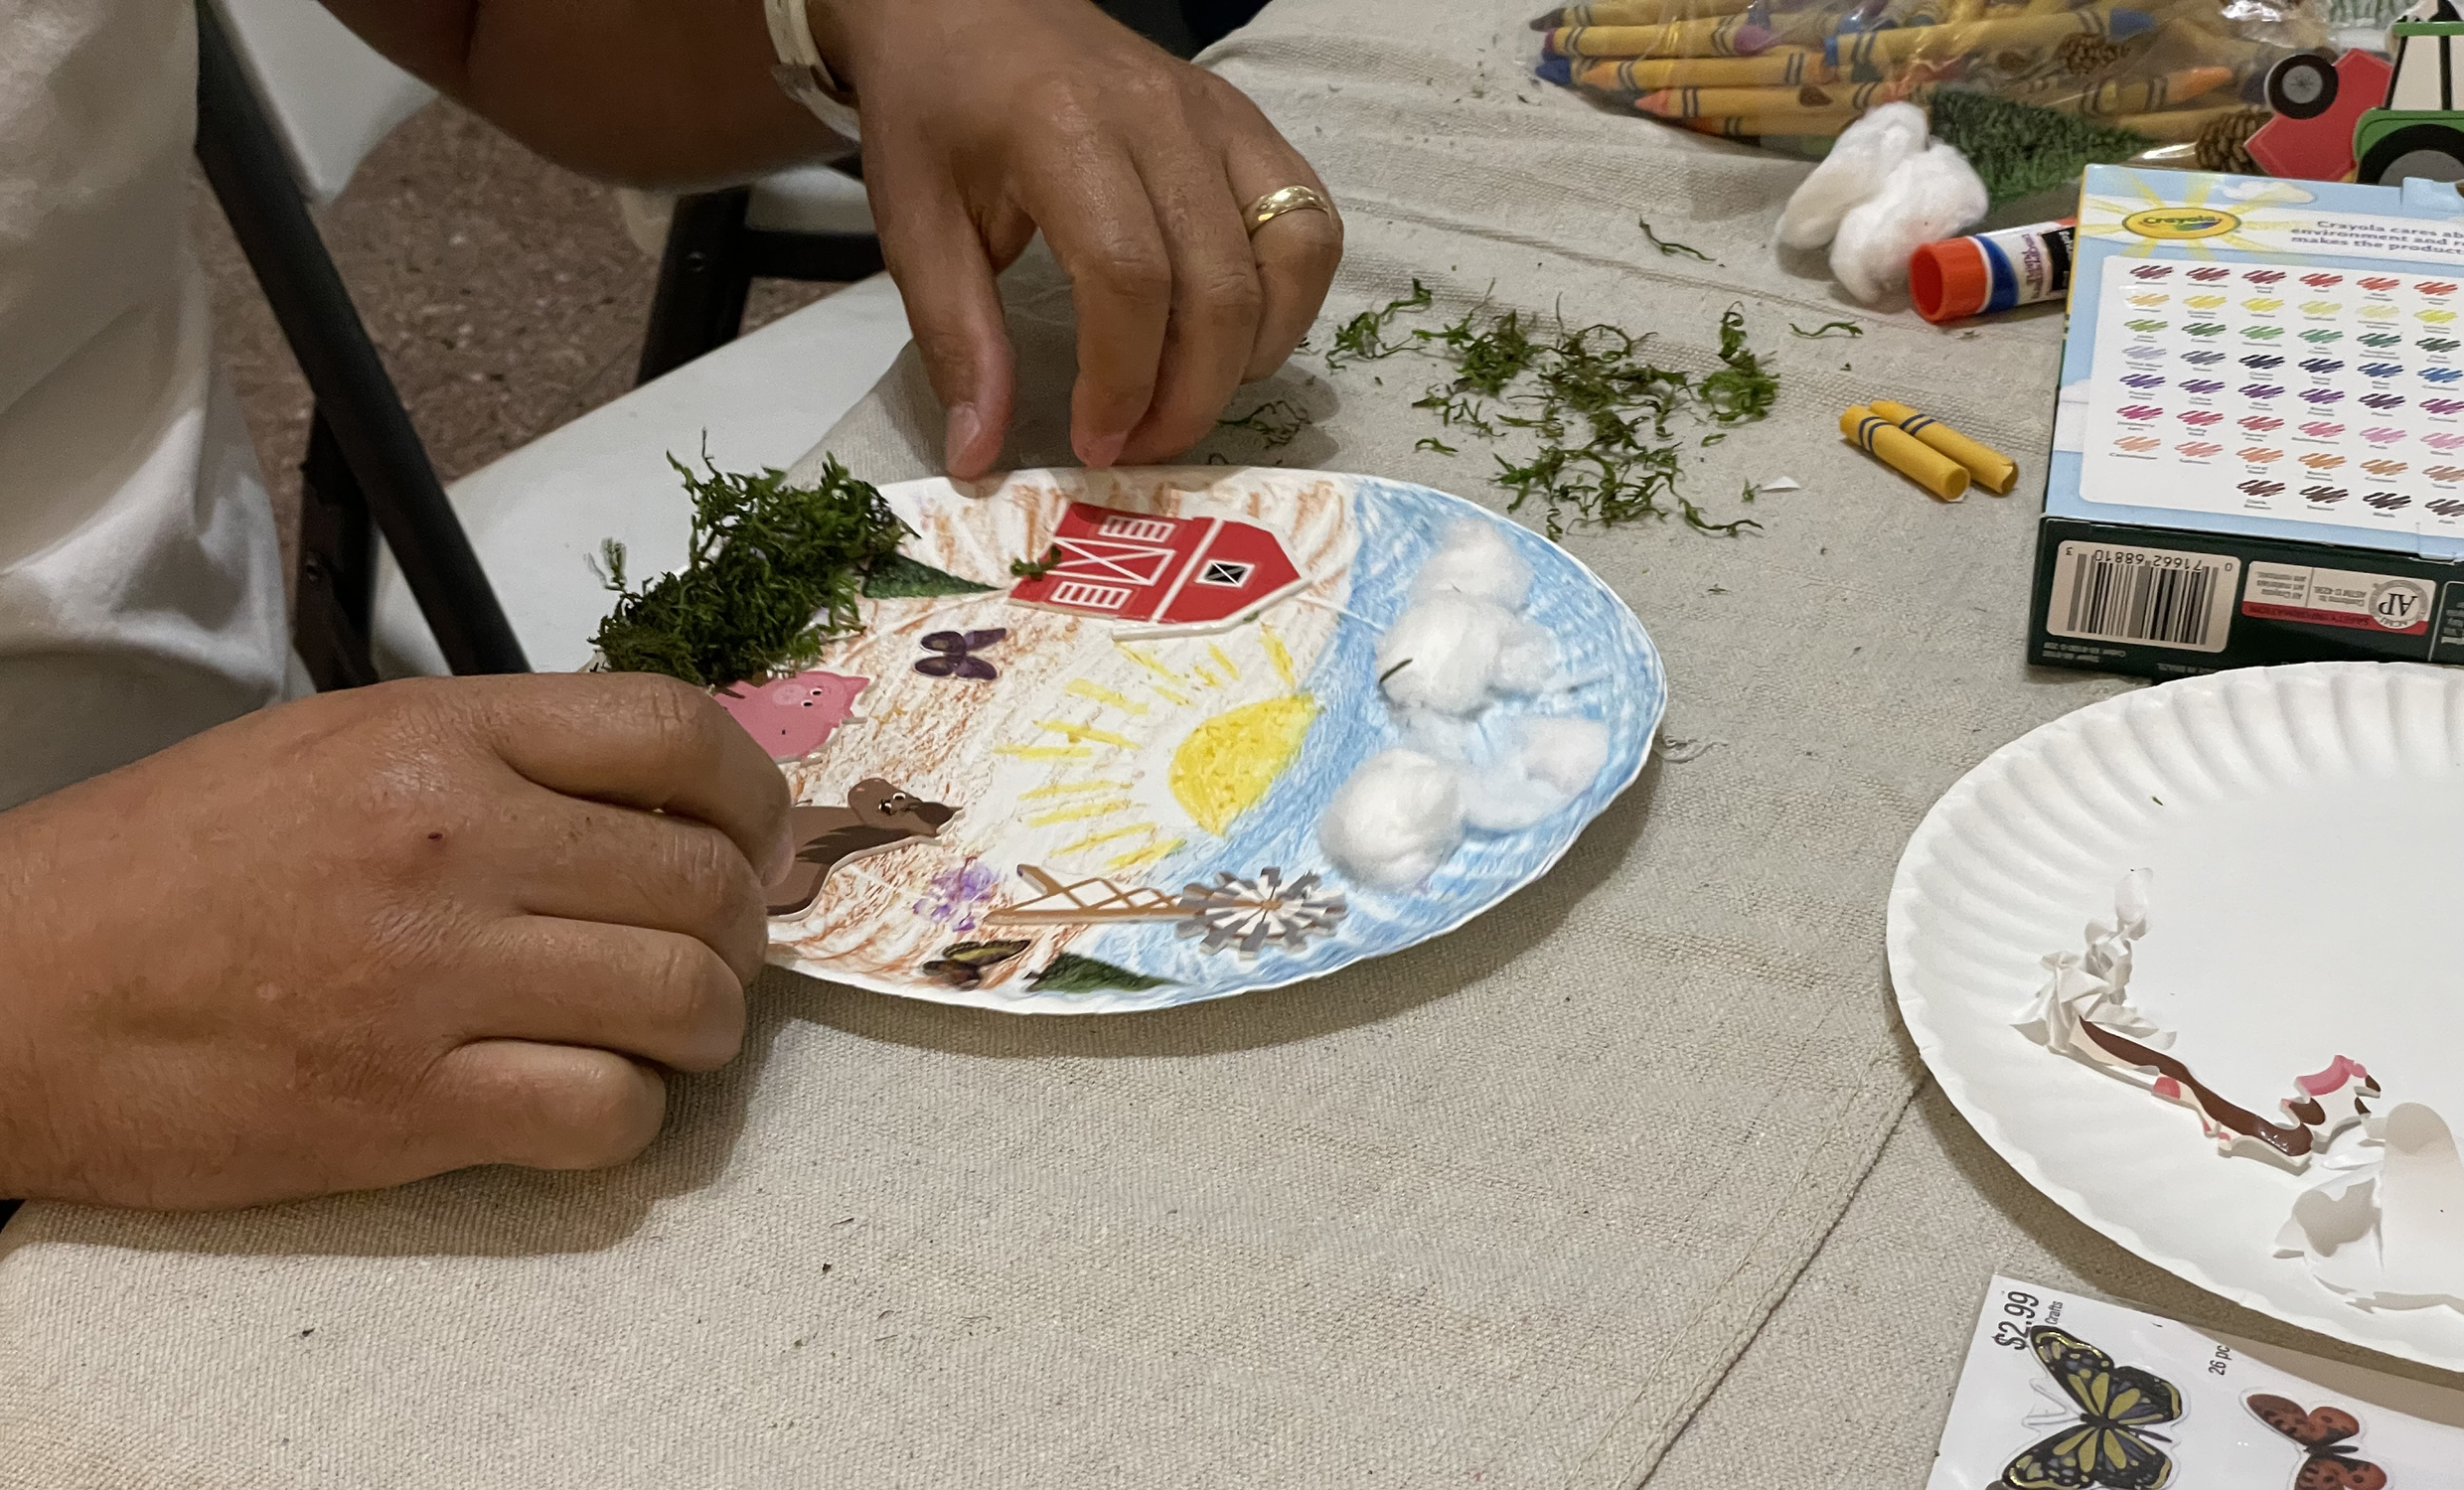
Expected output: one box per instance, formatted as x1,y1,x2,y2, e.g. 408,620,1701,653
2018,869,2170,1053
2021,875,2464,1309
2278,1102,2464,1314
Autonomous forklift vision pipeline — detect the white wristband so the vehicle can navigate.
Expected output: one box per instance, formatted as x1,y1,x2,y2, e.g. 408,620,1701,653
763,0,862,142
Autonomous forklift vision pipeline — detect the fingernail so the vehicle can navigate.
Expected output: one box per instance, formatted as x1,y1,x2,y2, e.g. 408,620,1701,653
944,402,982,472
1081,430,1127,469
761,823,797,887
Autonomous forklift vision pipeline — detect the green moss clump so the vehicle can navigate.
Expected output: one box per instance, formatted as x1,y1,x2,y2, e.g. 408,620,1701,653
591,453,910,688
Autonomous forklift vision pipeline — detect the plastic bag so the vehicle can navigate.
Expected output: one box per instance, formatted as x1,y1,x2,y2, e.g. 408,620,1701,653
1531,0,2403,200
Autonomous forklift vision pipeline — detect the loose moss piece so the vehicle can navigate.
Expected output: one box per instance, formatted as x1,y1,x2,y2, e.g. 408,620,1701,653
1217,398,1311,448
1326,279,1434,368
1639,220,1713,262
591,453,909,688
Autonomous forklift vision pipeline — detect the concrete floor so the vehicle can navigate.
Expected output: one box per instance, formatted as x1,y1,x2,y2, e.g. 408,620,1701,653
195,98,838,587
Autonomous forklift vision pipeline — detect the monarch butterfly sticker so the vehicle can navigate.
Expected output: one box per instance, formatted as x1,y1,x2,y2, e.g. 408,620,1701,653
1995,1328,2182,1490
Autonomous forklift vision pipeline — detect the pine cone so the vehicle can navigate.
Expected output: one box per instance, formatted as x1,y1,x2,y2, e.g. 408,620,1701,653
2197,108,2270,173
2058,34,2127,74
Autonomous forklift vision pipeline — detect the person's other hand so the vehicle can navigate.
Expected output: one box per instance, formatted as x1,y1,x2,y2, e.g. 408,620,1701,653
823,0,1343,477
0,674,792,1210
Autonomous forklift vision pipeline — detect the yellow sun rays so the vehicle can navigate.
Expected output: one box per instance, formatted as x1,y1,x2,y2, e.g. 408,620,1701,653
996,622,1318,875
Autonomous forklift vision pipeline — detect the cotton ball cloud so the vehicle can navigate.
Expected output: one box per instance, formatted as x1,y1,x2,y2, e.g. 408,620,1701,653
1462,716,1611,832
1379,593,1547,714
1410,519,1533,608
1376,595,1554,716
1829,141,1988,305
1318,748,1465,889
1775,101,1926,250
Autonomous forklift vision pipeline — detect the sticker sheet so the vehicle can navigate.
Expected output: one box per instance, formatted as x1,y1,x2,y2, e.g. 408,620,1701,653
738,468,1662,1015
1927,1276,2464,1489
2081,254,2464,544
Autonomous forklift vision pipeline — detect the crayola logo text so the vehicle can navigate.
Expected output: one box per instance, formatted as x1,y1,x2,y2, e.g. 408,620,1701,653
2122,208,2239,239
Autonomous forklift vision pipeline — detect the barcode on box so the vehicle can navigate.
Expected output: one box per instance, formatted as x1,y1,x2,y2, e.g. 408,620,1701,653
2046,542,2239,653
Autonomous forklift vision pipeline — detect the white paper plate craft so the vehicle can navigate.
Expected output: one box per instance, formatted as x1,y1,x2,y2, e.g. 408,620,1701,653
1891,662,2464,1373
721,467,1663,1014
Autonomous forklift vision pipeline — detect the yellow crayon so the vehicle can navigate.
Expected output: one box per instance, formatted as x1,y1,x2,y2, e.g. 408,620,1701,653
1843,404,1970,501
2109,103,2259,142
1540,0,1752,27
1638,78,1930,117
1575,49,1830,90
1831,11,2137,72
1868,400,2018,494
1547,14,1758,57
1672,108,1862,137
2076,66,2233,116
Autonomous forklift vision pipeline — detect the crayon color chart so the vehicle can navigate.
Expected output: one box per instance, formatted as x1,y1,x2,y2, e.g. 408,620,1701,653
2080,253,2464,543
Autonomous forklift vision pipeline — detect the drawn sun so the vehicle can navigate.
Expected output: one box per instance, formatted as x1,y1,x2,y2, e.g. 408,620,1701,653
987,621,1316,878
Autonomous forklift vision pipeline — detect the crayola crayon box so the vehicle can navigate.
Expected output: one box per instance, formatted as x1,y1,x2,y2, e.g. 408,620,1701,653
2031,164,2464,678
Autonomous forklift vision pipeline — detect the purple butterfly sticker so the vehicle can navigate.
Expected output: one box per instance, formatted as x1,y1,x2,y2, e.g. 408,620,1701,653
914,629,1009,681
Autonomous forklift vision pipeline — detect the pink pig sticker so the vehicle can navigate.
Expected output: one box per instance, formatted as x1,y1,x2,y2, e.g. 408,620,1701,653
714,670,871,761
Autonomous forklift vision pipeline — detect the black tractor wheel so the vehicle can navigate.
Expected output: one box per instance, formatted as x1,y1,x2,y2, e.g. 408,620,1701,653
2264,53,2340,120
2358,123,2464,187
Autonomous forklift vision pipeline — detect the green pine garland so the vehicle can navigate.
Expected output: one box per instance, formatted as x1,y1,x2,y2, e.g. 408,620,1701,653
1930,90,2153,208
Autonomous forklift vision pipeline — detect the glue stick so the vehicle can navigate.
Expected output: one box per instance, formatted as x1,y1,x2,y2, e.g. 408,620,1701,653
1908,219,2076,324
1841,404,1968,501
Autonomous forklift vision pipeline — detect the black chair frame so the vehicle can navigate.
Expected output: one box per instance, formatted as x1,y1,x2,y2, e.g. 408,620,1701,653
193,0,529,687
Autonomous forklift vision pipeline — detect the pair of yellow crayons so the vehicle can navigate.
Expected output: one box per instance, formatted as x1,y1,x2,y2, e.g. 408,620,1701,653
1842,402,2018,501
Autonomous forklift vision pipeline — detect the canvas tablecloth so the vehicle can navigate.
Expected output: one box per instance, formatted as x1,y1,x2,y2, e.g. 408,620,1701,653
0,0,2303,1483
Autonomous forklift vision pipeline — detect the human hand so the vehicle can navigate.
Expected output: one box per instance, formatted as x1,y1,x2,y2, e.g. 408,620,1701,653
820,0,1343,476
0,674,792,1210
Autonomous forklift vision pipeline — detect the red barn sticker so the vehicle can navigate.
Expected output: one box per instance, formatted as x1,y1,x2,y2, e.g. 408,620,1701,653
1007,503,1305,635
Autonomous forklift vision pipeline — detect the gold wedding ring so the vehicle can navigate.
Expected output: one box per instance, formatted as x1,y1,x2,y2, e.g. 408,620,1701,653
1246,185,1332,236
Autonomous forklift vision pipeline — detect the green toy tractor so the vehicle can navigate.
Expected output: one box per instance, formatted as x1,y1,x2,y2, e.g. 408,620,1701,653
2354,0,2464,186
